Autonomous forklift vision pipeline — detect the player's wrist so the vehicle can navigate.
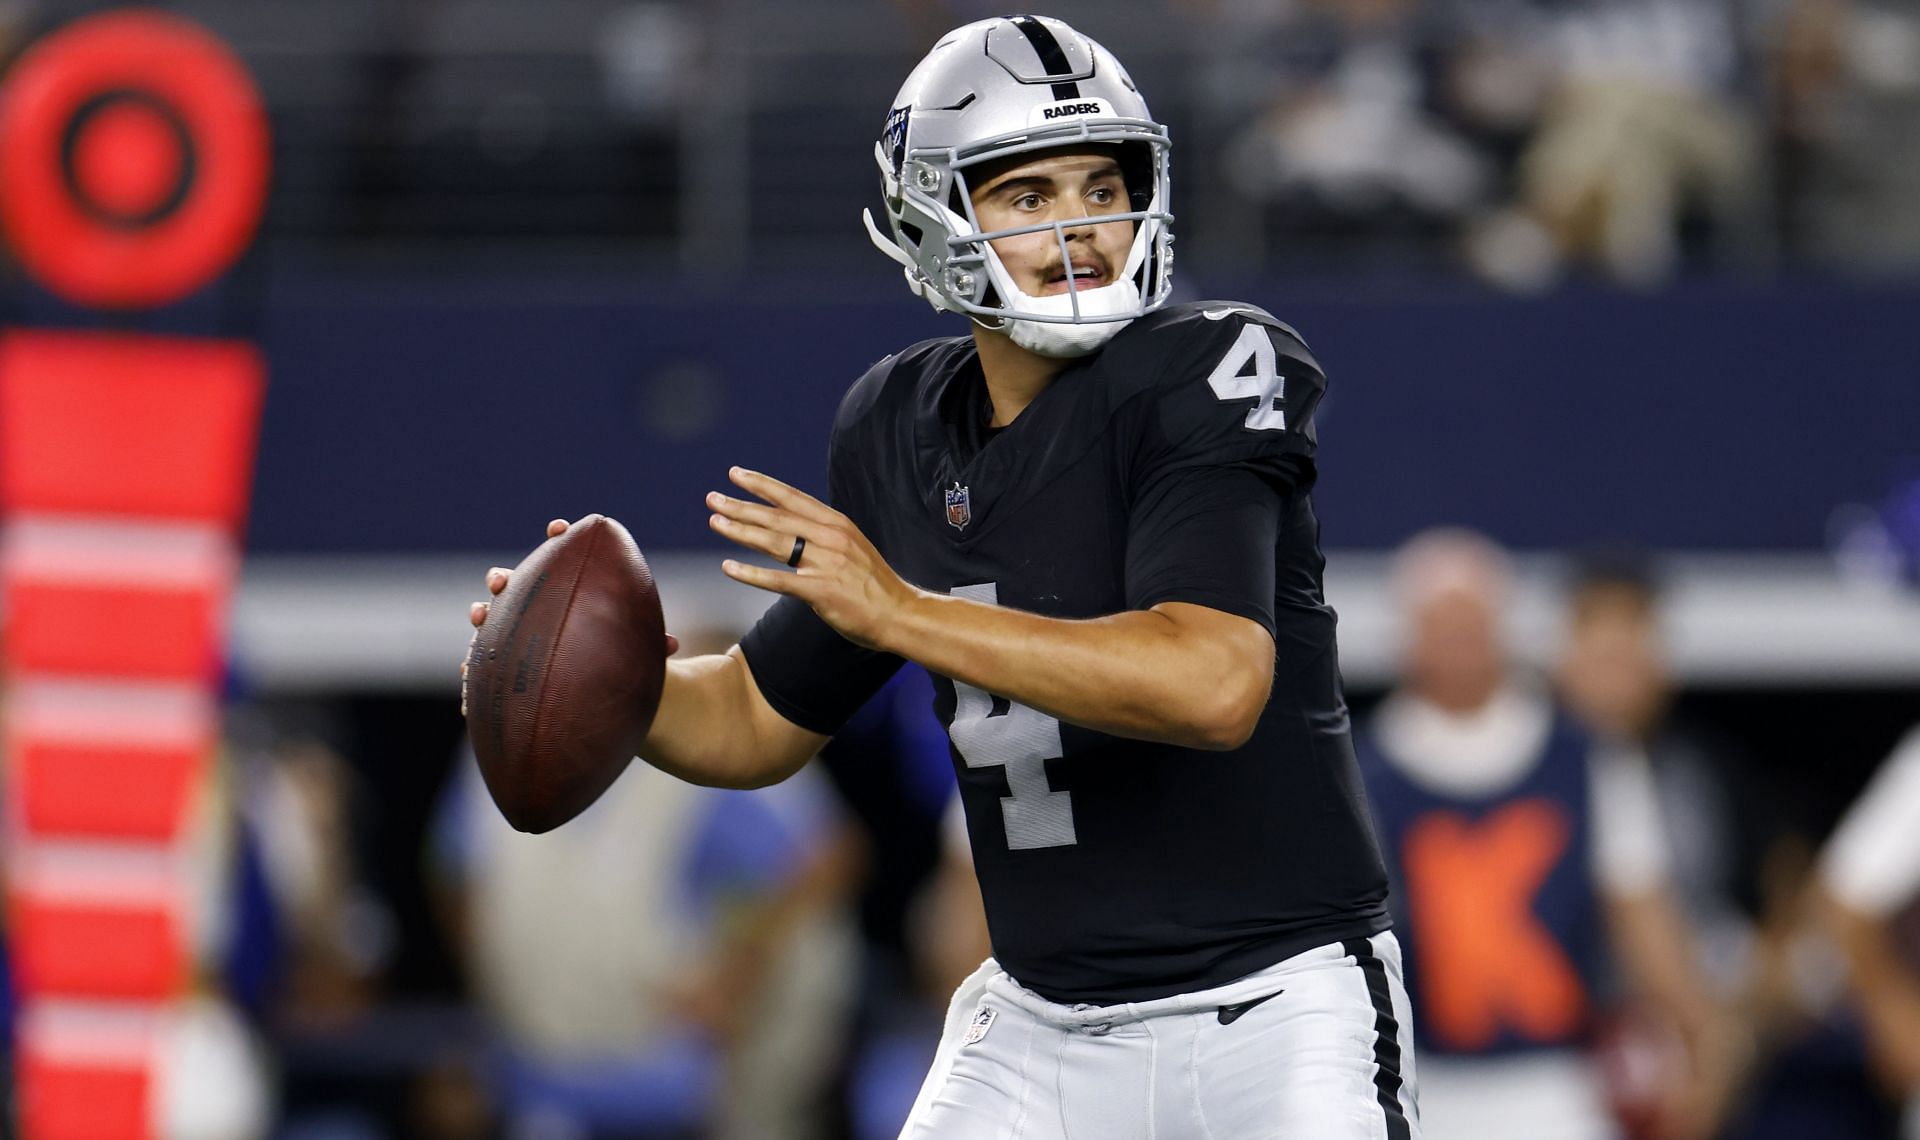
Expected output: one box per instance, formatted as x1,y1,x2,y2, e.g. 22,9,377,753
875,583,938,656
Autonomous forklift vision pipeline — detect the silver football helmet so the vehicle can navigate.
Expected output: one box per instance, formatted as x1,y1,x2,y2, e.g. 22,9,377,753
862,15,1174,357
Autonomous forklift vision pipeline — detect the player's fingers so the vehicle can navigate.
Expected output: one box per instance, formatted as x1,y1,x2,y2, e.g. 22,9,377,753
727,467,838,525
704,491,826,541
547,518,570,538
720,558,804,596
665,633,680,656
470,601,489,627
708,512,799,562
487,568,509,594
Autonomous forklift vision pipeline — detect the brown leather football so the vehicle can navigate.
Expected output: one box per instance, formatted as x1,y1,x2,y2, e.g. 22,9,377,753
464,514,667,832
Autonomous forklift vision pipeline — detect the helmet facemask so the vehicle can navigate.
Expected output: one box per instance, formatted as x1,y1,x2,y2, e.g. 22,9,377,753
865,119,1174,358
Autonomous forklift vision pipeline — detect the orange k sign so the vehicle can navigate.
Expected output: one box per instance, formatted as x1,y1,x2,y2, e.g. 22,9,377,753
1402,798,1589,1051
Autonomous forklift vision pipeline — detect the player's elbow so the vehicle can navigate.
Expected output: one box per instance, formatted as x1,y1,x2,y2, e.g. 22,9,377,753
1187,702,1262,752
1147,605,1273,751
697,743,813,790
1180,670,1268,751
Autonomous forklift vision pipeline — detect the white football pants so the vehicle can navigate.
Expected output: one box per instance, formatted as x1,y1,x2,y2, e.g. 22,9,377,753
900,931,1421,1140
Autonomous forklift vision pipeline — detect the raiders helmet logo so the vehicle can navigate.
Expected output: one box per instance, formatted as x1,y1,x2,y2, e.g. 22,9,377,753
883,105,911,180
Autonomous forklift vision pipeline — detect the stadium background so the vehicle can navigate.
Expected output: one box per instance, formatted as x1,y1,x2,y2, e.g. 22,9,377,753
1,0,1918,1137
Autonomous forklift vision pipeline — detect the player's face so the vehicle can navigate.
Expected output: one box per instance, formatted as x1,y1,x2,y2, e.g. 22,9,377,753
967,150,1134,297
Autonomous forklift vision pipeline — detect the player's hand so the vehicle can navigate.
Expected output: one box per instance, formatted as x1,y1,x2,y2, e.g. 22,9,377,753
467,519,572,630
708,466,917,651
462,518,678,714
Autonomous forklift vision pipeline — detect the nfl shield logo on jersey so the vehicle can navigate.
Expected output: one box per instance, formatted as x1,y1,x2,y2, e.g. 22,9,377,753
945,483,971,530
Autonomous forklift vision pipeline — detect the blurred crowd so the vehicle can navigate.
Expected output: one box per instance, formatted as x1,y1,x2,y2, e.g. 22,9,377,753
0,0,1913,284
4,532,1915,1140
1180,0,1920,284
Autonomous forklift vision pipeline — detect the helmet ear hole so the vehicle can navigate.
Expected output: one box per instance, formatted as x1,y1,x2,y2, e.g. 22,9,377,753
900,220,925,247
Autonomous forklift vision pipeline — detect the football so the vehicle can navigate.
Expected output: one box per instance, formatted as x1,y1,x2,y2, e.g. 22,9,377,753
464,514,667,833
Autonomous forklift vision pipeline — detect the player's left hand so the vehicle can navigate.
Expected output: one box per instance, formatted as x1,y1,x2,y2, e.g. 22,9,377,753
708,466,916,650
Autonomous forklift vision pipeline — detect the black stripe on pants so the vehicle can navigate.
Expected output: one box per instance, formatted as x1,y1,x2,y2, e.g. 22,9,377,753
1343,937,1413,1140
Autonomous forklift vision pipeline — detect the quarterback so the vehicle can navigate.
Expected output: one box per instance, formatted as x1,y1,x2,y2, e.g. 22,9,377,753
472,15,1418,1138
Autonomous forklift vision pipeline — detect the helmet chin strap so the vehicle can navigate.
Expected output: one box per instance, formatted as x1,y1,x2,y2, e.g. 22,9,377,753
997,277,1141,358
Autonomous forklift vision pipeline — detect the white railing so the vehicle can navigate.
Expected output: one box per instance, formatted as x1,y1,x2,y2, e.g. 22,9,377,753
221,551,1920,692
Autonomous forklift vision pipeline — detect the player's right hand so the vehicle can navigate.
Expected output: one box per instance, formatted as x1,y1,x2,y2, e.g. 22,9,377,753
468,518,571,629
462,518,678,688
461,520,571,713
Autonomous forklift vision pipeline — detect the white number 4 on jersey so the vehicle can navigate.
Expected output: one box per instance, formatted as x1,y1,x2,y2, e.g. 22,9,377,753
1205,323,1287,431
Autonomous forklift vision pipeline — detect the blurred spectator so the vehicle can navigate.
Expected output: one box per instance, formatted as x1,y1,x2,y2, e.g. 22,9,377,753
429,631,857,1140
1354,528,1739,1140
229,710,422,1140
238,729,388,1033
1550,554,1881,1140
1727,832,1900,1140
1222,0,1497,267
1773,0,1920,269
1464,0,1762,288
1818,723,1920,1137
1556,553,1768,996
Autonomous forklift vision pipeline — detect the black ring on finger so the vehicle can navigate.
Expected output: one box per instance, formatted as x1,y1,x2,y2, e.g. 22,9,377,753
787,536,806,568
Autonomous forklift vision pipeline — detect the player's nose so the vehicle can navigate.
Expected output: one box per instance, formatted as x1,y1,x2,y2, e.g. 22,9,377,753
1058,210,1099,242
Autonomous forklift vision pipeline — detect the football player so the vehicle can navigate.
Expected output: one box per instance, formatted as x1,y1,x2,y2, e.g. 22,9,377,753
471,15,1417,1138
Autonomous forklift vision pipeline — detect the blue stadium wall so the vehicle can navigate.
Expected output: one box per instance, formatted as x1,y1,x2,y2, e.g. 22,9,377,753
66,273,1913,554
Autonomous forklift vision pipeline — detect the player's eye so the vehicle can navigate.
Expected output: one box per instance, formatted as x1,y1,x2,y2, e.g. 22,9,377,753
1012,192,1044,211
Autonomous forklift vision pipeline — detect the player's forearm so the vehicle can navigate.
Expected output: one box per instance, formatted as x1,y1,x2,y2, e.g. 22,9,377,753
881,590,1267,750
1829,897,1920,1091
1608,886,1752,1137
1608,887,1724,1040
638,649,819,789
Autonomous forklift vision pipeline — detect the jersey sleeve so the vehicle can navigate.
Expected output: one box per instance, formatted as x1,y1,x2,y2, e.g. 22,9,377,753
1124,466,1284,632
736,369,905,737
1136,308,1327,487
1120,308,1327,633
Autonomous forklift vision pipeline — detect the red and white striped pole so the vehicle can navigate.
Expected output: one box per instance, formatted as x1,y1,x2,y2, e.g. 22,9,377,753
0,13,269,1138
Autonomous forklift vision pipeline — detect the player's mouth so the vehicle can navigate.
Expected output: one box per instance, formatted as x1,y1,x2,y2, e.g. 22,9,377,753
1040,260,1109,295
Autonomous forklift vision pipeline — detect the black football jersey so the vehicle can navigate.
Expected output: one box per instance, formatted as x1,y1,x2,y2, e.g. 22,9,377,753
740,301,1390,1004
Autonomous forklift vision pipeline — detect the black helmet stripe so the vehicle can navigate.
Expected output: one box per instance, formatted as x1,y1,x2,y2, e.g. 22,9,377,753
1009,15,1082,100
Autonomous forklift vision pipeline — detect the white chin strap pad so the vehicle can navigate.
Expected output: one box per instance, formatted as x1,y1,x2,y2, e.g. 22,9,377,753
1000,278,1141,358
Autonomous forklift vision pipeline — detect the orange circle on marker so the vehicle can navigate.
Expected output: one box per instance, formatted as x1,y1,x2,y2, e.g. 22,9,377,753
0,10,269,309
